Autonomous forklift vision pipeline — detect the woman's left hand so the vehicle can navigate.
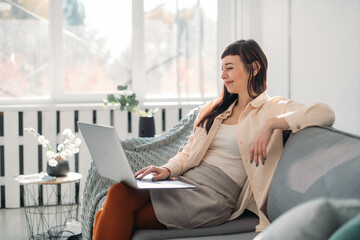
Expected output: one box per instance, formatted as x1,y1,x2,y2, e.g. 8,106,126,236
250,117,290,166
250,121,274,166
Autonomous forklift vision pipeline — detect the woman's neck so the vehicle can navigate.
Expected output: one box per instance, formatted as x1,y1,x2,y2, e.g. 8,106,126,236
236,95,253,111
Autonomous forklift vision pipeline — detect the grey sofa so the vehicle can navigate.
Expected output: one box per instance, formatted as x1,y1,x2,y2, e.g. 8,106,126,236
81,107,360,240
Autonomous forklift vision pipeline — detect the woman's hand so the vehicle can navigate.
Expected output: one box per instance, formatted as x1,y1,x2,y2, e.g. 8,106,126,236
250,117,290,166
135,165,171,181
250,121,274,166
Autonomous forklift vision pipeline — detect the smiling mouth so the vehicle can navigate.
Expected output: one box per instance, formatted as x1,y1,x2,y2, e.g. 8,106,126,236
224,81,233,86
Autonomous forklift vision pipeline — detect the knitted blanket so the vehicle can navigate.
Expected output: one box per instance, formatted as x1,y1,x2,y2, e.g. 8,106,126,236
80,107,199,240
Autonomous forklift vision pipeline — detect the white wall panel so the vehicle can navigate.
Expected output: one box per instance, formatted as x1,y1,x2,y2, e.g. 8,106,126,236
42,110,57,174
131,114,139,138
23,111,39,175
78,110,93,201
181,106,196,119
154,110,163,135
59,110,75,203
42,110,57,205
60,111,75,172
246,0,360,134
4,112,19,208
165,108,179,131
96,109,111,126
114,111,130,140
261,0,290,98
291,0,360,134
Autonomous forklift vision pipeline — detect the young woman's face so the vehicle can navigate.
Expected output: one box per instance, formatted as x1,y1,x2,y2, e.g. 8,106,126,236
221,55,249,95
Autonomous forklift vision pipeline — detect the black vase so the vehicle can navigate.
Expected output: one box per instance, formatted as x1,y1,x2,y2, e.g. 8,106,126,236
47,160,70,177
139,117,155,137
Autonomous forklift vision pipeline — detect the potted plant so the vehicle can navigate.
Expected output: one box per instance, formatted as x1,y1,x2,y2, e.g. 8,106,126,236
24,128,82,177
103,85,158,137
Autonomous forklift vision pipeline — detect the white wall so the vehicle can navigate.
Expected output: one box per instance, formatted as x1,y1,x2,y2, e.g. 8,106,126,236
242,0,360,134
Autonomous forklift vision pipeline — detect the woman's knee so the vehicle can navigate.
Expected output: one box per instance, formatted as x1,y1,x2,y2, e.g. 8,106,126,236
106,182,150,208
106,183,130,201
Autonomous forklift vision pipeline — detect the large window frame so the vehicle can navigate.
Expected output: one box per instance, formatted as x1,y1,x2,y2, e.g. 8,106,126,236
1,0,244,105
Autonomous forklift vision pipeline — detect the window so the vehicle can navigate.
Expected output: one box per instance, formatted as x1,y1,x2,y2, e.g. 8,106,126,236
144,0,218,99
0,0,233,104
62,0,132,93
0,0,50,99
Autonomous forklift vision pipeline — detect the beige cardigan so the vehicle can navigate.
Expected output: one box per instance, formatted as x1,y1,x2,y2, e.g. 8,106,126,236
162,92,335,232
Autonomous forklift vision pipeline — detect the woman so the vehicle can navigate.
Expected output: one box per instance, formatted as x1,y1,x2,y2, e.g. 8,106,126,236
93,39,335,239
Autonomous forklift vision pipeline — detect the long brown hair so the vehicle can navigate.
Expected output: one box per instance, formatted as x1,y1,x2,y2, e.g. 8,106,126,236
197,39,268,133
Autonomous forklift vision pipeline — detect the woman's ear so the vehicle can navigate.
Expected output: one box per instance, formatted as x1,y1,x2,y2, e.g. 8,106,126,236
252,61,261,76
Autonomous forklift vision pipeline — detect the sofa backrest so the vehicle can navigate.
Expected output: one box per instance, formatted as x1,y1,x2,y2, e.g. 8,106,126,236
267,126,360,222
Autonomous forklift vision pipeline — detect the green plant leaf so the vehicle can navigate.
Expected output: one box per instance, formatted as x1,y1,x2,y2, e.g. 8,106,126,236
126,95,138,108
128,93,136,102
103,84,157,117
117,85,128,91
119,95,126,106
126,105,133,112
107,94,116,103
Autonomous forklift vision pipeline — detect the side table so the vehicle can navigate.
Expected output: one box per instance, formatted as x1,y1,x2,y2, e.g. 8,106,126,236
16,172,82,240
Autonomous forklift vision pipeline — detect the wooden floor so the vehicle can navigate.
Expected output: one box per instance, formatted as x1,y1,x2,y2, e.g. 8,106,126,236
0,207,81,239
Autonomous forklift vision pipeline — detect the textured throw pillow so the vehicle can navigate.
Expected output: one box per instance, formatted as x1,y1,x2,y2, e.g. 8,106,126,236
329,212,360,240
254,198,360,240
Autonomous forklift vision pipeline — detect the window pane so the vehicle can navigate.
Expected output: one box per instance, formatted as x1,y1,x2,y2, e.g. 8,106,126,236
63,0,132,93
144,0,218,99
0,0,50,99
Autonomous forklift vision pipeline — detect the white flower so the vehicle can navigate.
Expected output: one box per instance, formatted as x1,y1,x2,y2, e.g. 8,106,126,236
48,159,58,167
25,127,36,135
62,128,72,136
25,126,82,163
74,147,80,154
46,150,55,159
60,151,67,159
57,144,64,152
64,139,70,145
74,138,82,147
43,139,51,150
38,136,45,144
68,144,76,152
68,133,75,140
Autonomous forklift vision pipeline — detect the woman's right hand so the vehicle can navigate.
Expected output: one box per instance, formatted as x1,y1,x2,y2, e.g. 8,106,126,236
135,165,171,181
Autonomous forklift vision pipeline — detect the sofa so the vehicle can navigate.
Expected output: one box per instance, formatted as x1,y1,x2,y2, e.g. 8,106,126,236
81,107,360,240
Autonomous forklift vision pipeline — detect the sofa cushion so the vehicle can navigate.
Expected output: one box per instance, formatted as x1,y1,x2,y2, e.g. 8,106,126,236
170,232,258,240
131,211,258,240
267,126,360,221
329,212,360,240
255,198,360,240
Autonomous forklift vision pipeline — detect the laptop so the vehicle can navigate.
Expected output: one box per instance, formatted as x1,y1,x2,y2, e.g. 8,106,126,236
78,122,196,189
